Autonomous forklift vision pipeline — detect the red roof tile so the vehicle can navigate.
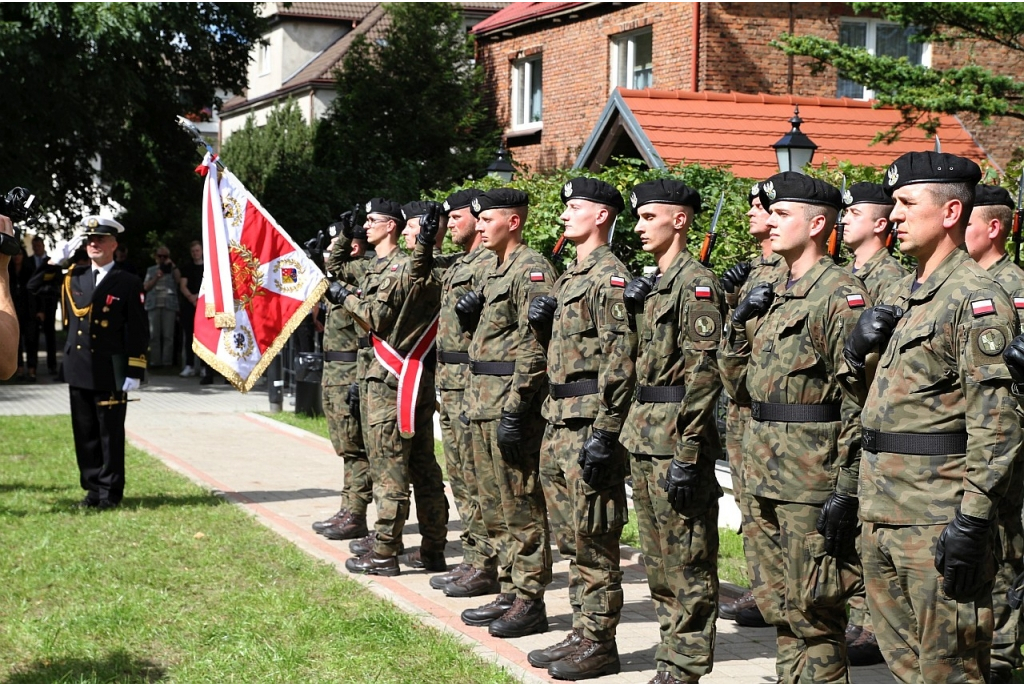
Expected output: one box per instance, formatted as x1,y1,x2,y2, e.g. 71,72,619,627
271,2,374,21
616,89,989,178
471,2,586,34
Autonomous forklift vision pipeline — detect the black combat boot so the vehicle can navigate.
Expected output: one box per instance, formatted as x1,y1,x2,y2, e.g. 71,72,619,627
461,593,515,627
445,568,501,598
321,512,368,540
312,507,347,534
430,562,471,590
527,628,582,668
488,597,548,638
344,550,400,577
548,637,620,681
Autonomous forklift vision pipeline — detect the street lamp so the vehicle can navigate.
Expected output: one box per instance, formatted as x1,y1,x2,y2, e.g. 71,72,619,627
486,144,515,182
772,106,818,174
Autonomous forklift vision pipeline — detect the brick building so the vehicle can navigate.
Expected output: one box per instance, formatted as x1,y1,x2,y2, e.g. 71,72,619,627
472,2,1021,174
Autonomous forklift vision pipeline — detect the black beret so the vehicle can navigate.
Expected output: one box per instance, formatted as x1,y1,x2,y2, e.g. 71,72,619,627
401,200,441,221
748,181,763,207
759,172,842,211
364,197,404,223
559,177,625,213
470,188,529,218
973,184,1015,210
842,182,894,209
628,179,702,218
79,215,125,235
883,152,982,194
443,188,484,213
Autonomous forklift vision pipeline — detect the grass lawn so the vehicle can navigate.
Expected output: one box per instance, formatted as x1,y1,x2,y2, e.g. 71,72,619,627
0,416,515,684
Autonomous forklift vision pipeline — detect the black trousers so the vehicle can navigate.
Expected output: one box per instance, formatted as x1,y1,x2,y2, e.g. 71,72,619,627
27,299,57,371
69,386,127,503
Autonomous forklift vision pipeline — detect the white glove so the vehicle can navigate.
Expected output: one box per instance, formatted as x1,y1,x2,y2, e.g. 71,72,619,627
50,233,86,264
122,377,140,392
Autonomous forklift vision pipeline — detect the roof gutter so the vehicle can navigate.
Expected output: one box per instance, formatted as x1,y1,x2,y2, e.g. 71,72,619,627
473,2,599,36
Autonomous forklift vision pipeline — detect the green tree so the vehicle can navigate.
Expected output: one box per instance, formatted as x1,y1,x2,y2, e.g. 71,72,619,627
315,2,498,208
0,2,265,254
220,100,333,244
773,3,1024,144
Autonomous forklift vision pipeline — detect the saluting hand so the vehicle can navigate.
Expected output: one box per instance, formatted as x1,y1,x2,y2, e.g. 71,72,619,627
721,261,752,294
732,283,774,325
843,304,903,371
623,274,655,331
455,291,484,333
325,281,351,305
528,295,557,335
417,203,442,247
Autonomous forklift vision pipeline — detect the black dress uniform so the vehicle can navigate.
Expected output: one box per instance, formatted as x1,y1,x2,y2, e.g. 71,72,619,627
61,218,148,506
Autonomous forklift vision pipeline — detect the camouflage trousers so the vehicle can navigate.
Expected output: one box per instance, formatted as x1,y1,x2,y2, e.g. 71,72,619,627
992,466,1024,680
323,383,371,516
539,420,626,642
361,375,449,557
439,388,493,571
631,453,719,682
470,415,551,599
862,523,992,684
748,496,861,684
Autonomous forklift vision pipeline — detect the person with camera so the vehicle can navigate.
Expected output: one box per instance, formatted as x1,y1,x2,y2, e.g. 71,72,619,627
0,213,19,380
143,245,180,370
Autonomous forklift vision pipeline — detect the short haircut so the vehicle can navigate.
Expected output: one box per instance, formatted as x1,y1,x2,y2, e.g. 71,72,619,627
927,182,976,229
189,240,201,249
803,203,838,227
977,204,1014,237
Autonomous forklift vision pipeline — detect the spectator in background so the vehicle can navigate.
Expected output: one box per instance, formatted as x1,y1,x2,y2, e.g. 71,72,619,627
143,245,180,369
113,244,138,275
27,235,59,377
178,240,203,378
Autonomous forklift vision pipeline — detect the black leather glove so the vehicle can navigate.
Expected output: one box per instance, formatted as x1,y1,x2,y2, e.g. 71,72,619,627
1004,334,1024,385
935,508,993,600
338,210,356,239
843,304,904,371
528,295,557,336
417,202,441,247
346,382,360,420
577,429,620,489
496,411,524,462
664,460,704,516
731,283,774,325
325,281,351,305
623,274,655,331
721,261,752,294
815,492,859,558
455,291,484,333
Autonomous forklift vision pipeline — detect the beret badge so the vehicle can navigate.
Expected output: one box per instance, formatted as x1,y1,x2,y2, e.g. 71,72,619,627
751,183,760,196
471,198,481,213
563,181,573,197
630,192,638,208
843,190,853,205
764,181,776,200
887,165,899,187
365,201,372,213
442,200,450,212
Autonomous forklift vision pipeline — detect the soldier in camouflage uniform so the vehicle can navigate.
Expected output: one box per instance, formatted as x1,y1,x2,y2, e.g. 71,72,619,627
314,213,372,541
845,152,1022,683
721,172,869,683
525,178,636,680
718,182,786,630
327,198,449,577
413,189,503,598
838,181,907,666
965,184,1024,683
618,179,725,684
456,188,555,638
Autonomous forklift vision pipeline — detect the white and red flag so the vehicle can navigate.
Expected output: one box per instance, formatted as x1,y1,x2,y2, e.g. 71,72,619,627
192,152,327,391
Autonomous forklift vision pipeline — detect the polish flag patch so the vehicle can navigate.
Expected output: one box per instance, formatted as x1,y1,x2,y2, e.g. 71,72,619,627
972,299,995,316
530,271,546,282
846,293,865,308
390,264,399,272
610,276,626,288
1014,297,1024,309
695,286,712,300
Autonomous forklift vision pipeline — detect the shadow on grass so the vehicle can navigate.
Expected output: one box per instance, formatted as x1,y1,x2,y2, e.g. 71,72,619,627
5,650,167,683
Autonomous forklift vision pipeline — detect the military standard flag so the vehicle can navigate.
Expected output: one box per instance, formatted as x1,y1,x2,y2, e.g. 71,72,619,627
192,152,327,391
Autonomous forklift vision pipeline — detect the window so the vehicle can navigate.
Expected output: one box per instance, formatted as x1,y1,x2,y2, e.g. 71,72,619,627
511,55,543,129
258,42,271,76
838,19,930,99
611,29,653,91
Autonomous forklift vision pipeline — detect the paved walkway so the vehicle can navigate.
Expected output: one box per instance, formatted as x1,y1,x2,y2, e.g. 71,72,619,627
0,372,894,684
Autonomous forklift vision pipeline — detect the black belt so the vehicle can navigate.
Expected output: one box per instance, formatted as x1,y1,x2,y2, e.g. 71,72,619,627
635,385,686,403
549,377,599,399
862,428,968,456
357,336,371,349
470,360,516,376
324,351,357,363
751,402,841,423
437,351,471,365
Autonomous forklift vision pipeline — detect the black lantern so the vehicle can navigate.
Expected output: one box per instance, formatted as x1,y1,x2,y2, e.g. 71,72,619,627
485,144,515,182
772,106,818,174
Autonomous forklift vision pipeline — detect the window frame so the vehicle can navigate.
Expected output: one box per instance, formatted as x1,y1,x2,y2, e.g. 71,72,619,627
258,42,271,77
610,28,654,92
510,54,543,132
837,17,931,100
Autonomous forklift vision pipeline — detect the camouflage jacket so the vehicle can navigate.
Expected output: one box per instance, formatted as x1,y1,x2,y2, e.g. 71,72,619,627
988,254,1024,334
322,251,369,387
421,244,496,391
620,250,725,470
723,256,870,502
541,245,637,432
847,247,908,302
859,247,1022,524
466,243,555,421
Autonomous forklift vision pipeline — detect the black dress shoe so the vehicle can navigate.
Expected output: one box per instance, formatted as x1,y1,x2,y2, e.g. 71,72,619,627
430,562,471,590
402,549,446,572
719,590,757,621
528,628,583,668
95,499,120,510
312,508,347,534
445,568,501,598
74,497,100,509
322,513,368,541
735,603,770,627
461,593,515,627
548,637,620,681
488,597,548,638
344,550,400,577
